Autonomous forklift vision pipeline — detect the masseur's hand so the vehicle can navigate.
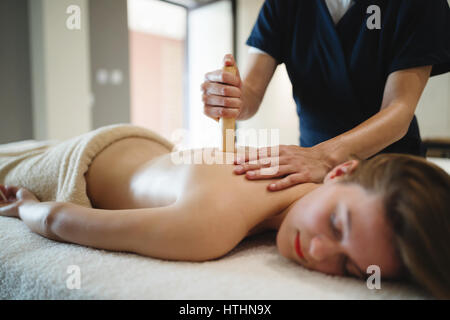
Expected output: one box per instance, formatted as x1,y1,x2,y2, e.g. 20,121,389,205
201,54,243,121
0,185,39,218
233,145,333,191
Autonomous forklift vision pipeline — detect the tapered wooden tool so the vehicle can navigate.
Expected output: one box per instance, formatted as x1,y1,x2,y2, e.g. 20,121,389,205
219,65,237,153
0,189,6,202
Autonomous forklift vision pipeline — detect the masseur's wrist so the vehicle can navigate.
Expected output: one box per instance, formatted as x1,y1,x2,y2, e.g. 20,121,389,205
313,136,350,170
236,83,261,121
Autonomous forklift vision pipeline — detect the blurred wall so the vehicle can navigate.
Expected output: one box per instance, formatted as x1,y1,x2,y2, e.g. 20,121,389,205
0,0,33,144
89,0,131,129
407,1,450,139
416,73,450,138
29,0,92,141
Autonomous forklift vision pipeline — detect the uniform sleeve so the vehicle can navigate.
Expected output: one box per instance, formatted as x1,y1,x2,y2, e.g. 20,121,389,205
388,0,450,77
246,0,284,64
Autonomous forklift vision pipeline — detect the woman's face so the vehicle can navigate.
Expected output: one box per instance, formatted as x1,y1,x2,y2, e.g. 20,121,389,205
276,161,403,280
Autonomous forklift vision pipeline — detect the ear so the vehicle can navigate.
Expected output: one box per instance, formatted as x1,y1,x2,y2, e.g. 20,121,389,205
323,159,360,184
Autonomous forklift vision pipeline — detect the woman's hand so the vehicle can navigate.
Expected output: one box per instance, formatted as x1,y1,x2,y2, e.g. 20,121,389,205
0,185,62,240
0,185,39,218
233,145,333,191
201,54,244,121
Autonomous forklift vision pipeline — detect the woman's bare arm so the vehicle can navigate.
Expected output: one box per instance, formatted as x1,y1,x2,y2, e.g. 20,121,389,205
5,189,249,262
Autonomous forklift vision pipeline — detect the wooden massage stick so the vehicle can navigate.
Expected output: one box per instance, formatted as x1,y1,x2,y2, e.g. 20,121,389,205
0,188,7,202
219,65,238,153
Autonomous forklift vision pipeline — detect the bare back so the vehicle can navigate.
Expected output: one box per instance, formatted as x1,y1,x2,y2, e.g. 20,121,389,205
85,137,319,236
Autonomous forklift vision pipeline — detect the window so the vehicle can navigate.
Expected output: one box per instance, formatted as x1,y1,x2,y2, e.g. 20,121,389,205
128,0,187,141
128,0,233,149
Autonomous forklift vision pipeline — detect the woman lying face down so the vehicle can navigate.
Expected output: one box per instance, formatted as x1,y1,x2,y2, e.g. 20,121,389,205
0,142,449,299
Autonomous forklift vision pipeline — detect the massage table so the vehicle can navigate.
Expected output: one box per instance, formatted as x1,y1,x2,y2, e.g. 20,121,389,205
0,128,447,300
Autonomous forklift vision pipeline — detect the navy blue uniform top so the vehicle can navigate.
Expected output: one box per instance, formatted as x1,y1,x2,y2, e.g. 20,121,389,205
246,0,450,157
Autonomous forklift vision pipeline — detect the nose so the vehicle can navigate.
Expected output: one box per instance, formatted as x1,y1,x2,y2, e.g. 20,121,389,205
308,235,341,262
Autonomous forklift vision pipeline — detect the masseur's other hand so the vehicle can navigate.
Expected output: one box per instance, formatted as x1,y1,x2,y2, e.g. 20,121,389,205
201,54,243,121
233,145,333,191
0,185,39,218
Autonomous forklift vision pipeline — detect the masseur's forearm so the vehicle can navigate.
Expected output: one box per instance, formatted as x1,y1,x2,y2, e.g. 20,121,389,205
317,103,415,166
315,66,432,167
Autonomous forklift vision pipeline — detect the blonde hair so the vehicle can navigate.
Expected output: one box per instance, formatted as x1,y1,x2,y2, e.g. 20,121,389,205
340,153,450,299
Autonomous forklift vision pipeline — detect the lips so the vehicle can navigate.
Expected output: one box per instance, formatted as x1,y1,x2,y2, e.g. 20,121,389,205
295,231,304,260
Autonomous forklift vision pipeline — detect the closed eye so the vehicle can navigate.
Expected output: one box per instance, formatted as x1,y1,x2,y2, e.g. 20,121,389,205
341,255,350,277
330,212,352,277
330,207,365,279
329,212,342,240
